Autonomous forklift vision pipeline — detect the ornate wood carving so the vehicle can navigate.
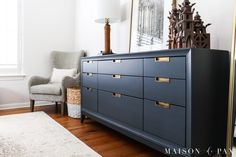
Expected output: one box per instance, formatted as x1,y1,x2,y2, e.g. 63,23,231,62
168,0,211,49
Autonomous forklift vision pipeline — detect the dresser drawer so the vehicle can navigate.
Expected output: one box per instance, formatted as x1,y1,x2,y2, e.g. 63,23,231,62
98,90,143,129
98,74,143,98
82,60,97,73
144,57,185,79
98,59,143,76
82,73,97,89
144,99,186,146
144,77,185,106
81,87,97,112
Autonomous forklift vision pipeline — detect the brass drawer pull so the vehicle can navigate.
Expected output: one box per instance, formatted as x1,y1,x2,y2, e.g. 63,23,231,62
155,57,170,62
112,93,121,98
87,61,93,64
86,73,93,76
86,87,92,91
155,77,170,83
112,59,121,63
155,101,170,109
112,74,121,79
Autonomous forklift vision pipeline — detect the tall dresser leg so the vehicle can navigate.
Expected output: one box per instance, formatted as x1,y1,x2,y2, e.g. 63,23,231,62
30,100,35,112
81,114,85,123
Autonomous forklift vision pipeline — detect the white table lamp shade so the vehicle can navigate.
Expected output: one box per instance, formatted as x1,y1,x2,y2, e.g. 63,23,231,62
94,0,120,23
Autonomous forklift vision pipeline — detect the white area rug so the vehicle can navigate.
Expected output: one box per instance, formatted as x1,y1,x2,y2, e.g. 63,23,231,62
0,112,101,157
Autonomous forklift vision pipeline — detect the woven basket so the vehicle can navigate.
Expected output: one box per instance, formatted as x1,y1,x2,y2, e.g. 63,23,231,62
67,88,81,118
67,103,81,118
67,88,81,105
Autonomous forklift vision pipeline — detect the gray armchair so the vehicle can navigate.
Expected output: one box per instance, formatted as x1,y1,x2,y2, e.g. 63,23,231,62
28,51,85,115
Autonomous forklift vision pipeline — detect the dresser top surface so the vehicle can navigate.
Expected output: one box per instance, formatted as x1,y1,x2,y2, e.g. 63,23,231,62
81,48,228,61
82,49,189,61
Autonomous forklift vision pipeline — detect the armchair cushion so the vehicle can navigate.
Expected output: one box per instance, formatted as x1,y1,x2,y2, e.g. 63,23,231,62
50,68,77,83
30,83,62,95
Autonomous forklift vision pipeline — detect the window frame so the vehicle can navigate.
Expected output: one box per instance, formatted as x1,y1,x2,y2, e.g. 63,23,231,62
0,0,23,76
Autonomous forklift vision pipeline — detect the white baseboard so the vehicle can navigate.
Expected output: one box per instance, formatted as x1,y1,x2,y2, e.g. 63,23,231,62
0,101,54,110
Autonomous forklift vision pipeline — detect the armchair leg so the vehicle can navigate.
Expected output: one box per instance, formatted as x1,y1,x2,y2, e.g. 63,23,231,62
55,102,58,113
61,102,66,116
30,100,35,112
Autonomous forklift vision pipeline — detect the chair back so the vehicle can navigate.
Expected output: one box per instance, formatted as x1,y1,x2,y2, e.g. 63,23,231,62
51,51,85,73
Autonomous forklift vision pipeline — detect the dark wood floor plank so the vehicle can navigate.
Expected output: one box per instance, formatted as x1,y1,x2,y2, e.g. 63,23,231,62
0,105,166,157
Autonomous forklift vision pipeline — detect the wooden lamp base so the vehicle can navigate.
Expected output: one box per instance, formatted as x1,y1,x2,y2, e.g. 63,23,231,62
100,50,113,55
103,21,112,55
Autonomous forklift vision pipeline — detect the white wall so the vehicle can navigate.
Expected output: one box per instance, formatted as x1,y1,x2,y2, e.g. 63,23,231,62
191,0,234,50
0,0,76,107
75,0,131,56
75,0,235,55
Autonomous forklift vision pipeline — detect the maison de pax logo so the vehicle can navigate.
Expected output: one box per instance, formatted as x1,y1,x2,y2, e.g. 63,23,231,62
165,147,234,156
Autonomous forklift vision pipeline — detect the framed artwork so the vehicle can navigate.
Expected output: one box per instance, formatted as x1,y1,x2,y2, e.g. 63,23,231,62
129,0,183,52
129,0,165,52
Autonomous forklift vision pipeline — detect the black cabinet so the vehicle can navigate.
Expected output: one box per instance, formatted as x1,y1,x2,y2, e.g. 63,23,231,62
80,49,229,157
144,77,186,106
98,90,143,130
82,73,98,89
144,57,186,79
82,60,97,73
98,74,143,98
144,99,186,146
98,59,143,76
81,87,97,112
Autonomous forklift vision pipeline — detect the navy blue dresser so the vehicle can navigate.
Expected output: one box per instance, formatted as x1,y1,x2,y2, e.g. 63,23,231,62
80,49,229,156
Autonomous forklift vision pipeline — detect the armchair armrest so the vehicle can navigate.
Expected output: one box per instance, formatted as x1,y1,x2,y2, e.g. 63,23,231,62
61,74,80,96
28,76,50,91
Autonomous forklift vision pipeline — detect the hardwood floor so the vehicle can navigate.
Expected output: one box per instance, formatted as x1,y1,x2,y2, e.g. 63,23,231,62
0,105,166,157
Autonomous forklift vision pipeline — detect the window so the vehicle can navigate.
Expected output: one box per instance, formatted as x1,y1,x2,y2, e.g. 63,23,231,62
0,0,22,75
